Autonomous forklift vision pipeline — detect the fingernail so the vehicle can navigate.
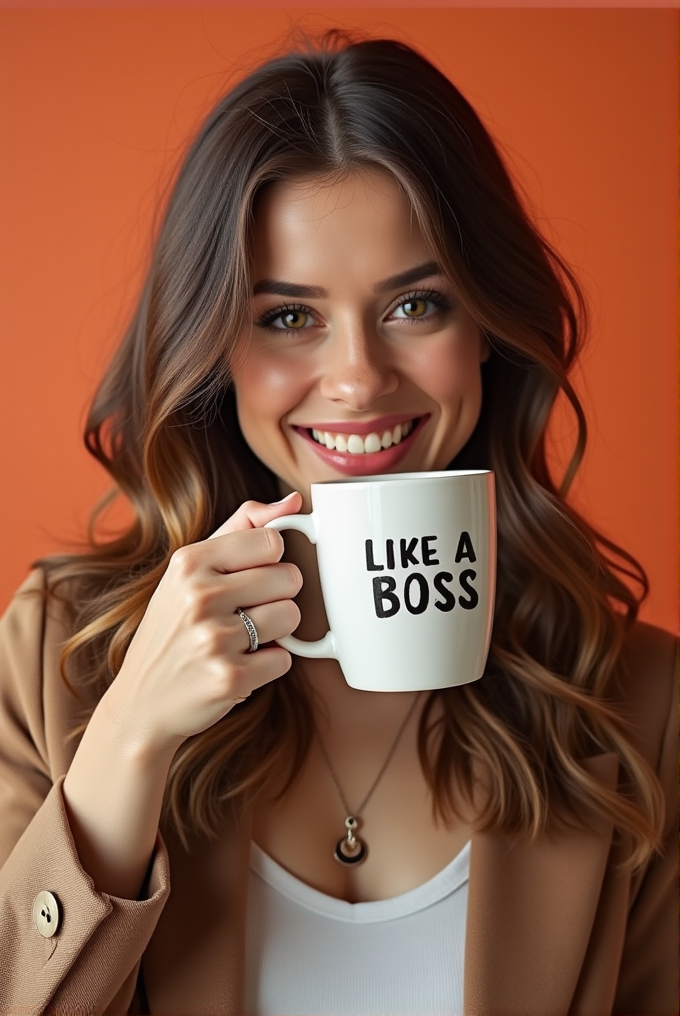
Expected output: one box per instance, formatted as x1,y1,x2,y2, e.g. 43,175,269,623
270,491,298,505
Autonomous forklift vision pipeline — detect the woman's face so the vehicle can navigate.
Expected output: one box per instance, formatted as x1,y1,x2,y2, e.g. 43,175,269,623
232,167,489,501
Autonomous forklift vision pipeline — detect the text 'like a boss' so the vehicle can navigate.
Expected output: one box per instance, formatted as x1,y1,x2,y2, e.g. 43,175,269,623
364,533,479,618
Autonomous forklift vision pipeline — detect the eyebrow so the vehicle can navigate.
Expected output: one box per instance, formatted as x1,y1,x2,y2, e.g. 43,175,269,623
252,260,444,299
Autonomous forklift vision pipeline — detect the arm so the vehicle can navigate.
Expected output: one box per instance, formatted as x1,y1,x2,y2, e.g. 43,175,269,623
0,573,169,1016
0,571,170,1016
0,496,301,1014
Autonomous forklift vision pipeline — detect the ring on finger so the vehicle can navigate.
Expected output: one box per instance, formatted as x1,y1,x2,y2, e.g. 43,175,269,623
235,607,259,653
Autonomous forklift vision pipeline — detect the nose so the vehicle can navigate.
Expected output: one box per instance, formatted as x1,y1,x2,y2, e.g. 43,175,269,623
318,322,399,411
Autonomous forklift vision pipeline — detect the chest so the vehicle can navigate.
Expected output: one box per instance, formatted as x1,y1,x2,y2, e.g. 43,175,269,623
245,837,470,1016
251,734,471,903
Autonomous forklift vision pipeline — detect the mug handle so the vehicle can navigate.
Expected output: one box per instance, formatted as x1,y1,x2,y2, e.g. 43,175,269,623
264,514,338,660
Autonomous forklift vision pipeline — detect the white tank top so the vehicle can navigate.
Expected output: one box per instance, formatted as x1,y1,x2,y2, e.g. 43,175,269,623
245,840,470,1015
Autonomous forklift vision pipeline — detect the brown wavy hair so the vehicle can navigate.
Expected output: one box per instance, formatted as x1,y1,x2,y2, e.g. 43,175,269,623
38,33,663,865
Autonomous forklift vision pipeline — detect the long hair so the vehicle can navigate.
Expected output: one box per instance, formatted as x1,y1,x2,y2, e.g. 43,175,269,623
37,33,662,865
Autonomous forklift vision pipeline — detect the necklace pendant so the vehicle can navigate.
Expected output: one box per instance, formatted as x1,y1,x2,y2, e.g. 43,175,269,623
334,815,367,866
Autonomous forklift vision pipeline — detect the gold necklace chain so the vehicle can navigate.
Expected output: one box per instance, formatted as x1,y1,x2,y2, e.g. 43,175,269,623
315,694,421,866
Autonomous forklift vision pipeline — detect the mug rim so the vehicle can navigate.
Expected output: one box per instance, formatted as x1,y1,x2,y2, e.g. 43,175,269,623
311,469,493,488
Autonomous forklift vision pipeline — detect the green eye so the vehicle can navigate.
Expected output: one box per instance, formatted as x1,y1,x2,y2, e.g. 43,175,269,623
257,303,316,332
279,309,308,329
390,289,453,324
402,298,428,317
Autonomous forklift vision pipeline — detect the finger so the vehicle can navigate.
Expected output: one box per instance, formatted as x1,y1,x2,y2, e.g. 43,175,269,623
220,561,303,608
171,527,303,579
230,600,301,653
208,491,302,540
233,645,294,698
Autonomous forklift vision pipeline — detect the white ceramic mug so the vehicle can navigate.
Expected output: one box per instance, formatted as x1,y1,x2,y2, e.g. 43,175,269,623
265,470,496,692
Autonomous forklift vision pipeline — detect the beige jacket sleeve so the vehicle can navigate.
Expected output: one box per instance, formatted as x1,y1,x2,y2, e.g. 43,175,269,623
612,625,678,1015
0,570,171,1015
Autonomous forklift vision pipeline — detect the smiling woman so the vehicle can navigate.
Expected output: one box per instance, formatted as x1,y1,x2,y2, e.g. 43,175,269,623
234,171,489,490
0,32,676,1016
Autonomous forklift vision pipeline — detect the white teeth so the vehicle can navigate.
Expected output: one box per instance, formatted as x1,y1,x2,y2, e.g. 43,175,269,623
309,419,418,453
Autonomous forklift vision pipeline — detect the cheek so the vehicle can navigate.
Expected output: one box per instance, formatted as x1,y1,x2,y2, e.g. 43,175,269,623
410,329,484,409
233,353,306,425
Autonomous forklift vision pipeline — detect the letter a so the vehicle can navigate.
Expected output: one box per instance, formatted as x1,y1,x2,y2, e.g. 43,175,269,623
454,531,476,564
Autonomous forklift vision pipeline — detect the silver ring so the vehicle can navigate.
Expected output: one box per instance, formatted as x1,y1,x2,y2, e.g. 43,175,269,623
236,608,259,653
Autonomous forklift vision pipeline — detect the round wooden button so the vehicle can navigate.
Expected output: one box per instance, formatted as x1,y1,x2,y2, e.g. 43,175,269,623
33,891,60,938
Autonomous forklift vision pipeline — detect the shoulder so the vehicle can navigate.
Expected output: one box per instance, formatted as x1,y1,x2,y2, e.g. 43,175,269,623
0,568,48,640
0,568,90,778
0,570,51,701
0,568,77,675
1,566,76,632
618,619,677,675
609,619,677,771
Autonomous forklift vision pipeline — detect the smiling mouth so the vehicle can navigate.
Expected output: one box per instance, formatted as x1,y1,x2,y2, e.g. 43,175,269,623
308,418,419,455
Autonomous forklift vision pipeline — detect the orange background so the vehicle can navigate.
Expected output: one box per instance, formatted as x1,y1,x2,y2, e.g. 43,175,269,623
0,8,677,629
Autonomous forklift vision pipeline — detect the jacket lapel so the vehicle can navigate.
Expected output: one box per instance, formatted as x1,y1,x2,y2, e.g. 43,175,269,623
463,753,620,1016
142,754,619,1015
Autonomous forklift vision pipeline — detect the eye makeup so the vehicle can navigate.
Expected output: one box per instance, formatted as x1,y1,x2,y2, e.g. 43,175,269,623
255,287,456,335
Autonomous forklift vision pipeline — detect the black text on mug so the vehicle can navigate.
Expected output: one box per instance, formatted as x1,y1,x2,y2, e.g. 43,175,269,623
365,533,478,618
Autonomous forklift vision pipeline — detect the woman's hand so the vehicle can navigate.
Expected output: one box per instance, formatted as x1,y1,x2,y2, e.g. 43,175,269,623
62,493,303,899
103,493,303,756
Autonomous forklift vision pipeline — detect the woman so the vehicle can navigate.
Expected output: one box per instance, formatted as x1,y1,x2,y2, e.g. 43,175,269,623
0,34,675,1016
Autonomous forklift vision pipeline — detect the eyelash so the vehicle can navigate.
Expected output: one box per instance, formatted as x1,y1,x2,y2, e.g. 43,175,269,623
392,289,455,324
256,303,312,333
256,288,454,334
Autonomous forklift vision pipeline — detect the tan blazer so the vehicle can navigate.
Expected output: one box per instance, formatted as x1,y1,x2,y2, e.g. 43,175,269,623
0,569,676,1016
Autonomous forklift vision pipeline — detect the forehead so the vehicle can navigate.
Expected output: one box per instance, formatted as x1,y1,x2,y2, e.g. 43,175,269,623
249,168,433,279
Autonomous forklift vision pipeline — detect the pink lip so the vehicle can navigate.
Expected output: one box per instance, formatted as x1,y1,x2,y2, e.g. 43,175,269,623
296,412,423,436
293,416,429,477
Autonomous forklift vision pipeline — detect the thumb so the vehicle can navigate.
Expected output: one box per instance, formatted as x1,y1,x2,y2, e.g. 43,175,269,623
207,491,303,540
